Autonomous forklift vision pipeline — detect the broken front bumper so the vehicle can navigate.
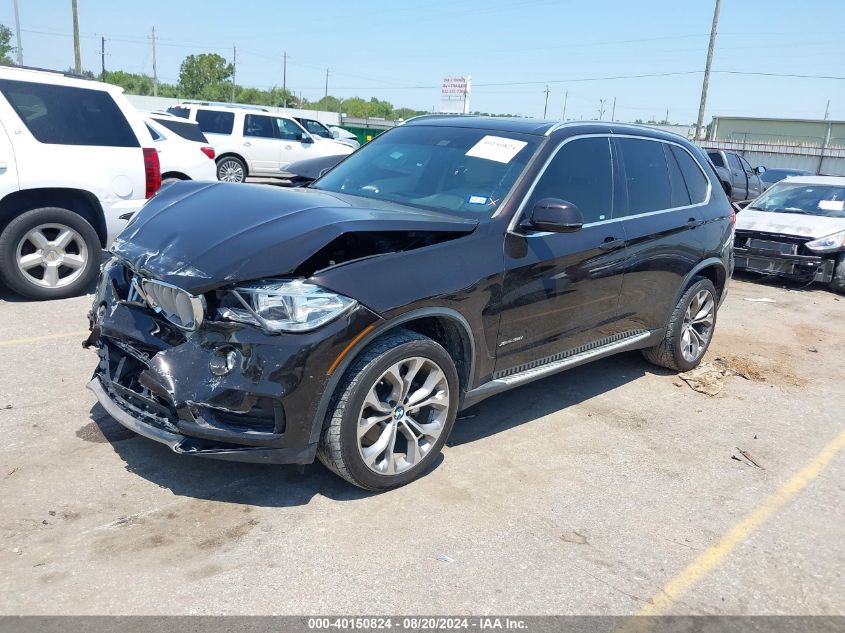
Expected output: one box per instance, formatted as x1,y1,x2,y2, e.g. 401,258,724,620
86,264,381,464
734,248,834,282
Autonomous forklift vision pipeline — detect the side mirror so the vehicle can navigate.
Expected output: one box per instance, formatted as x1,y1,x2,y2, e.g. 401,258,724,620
331,130,340,139
755,165,766,174
523,198,584,233
732,200,751,214
299,133,314,144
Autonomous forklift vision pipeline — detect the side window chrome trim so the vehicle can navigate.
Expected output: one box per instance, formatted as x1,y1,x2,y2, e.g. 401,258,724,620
508,133,713,234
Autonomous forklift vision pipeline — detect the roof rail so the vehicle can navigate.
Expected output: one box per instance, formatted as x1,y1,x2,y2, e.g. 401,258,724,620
177,100,270,112
0,64,93,80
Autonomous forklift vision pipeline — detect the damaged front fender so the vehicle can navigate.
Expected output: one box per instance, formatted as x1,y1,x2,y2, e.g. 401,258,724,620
87,269,383,463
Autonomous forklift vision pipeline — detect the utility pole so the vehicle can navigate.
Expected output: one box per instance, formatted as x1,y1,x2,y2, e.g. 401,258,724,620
71,0,82,74
611,97,616,122
561,90,568,121
231,45,237,103
695,0,721,140
151,27,158,97
100,36,105,80
598,99,607,121
282,51,287,108
13,0,23,65
824,99,830,120
665,108,669,124
324,68,329,101
543,85,550,119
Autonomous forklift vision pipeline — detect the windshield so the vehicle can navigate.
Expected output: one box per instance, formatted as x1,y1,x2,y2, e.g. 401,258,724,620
311,125,540,217
748,182,845,218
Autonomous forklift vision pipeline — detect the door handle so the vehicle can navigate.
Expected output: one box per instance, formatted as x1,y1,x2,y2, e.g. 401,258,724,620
687,218,704,228
598,237,625,251
243,141,252,147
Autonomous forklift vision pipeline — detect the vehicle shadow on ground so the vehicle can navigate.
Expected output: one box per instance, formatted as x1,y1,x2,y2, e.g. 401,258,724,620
91,351,667,508
449,351,670,446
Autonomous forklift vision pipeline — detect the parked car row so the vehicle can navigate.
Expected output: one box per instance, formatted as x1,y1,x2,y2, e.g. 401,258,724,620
0,67,362,299
166,102,355,183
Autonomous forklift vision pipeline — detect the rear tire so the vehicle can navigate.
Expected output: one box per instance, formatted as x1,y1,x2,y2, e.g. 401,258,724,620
216,156,247,183
317,329,459,491
642,277,718,372
0,207,100,300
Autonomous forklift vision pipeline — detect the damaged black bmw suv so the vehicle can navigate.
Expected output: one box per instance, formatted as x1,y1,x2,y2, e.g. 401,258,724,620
86,116,733,490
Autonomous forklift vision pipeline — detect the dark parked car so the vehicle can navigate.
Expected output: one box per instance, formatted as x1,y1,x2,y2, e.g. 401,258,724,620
759,167,814,191
86,118,734,490
705,149,766,201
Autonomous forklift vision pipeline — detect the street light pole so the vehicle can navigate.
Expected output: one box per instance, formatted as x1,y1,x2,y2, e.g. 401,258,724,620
695,0,722,140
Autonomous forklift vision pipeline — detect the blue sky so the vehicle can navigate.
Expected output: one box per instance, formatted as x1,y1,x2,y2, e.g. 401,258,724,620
4,0,844,123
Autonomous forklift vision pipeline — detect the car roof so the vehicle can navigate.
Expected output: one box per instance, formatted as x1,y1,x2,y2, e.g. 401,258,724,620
0,65,124,94
403,115,695,143
771,175,845,186
404,115,557,135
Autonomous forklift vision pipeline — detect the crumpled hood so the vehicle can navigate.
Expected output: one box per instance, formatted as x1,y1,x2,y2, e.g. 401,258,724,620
112,181,478,293
736,209,845,240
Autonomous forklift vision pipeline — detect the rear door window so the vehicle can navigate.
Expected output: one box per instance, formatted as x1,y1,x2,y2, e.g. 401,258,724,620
528,136,613,224
670,145,709,204
151,117,208,143
0,79,139,147
195,109,234,135
617,137,672,215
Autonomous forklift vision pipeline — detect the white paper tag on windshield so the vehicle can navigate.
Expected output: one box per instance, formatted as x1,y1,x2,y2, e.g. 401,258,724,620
818,200,844,212
465,135,528,163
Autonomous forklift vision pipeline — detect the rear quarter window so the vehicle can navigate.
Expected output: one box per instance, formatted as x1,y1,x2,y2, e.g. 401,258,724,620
195,109,235,135
670,145,710,204
151,117,208,143
707,151,725,167
0,79,139,147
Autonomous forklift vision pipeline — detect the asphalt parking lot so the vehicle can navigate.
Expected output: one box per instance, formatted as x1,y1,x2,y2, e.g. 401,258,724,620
0,276,843,615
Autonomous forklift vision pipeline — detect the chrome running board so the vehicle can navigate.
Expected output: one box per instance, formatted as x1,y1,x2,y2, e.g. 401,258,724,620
461,330,654,409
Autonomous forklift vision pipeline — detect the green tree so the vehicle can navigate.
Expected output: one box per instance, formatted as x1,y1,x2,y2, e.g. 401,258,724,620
178,53,233,100
103,70,154,95
0,24,15,65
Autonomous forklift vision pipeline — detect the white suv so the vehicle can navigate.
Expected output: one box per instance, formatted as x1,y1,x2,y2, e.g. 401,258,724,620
0,66,159,300
166,103,354,183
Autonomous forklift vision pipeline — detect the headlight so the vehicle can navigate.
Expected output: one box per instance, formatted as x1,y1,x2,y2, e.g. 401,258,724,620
218,279,356,332
806,230,845,253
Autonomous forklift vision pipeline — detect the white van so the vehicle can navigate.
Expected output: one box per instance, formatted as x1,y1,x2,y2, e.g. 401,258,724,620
166,102,354,183
0,66,159,300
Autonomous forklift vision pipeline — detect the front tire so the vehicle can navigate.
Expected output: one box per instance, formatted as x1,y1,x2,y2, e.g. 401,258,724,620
317,329,459,491
0,207,100,300
642,277,718,372
216,156,247,183
830,254,845,295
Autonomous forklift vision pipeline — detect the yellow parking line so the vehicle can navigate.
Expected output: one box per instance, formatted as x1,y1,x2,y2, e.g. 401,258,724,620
638,427,845,616
0,330,89,347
